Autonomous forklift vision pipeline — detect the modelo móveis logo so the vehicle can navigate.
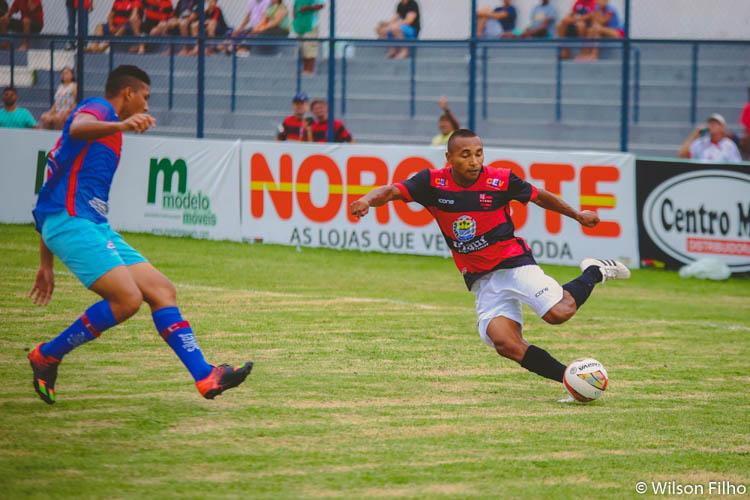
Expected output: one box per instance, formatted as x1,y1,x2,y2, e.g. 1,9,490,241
146,158,216,226
642,170,750,272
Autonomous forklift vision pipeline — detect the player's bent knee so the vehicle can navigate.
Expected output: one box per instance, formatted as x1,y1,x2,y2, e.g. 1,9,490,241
112,287,143,320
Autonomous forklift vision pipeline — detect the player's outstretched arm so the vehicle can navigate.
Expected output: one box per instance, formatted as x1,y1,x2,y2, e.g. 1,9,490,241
69,112,156,141
350,185,406,219
30,238,55,306
531,187,599,228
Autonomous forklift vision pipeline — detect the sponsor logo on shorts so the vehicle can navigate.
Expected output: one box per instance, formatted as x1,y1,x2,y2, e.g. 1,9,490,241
534,286,549,298
106,241,116,250
453,215,476,242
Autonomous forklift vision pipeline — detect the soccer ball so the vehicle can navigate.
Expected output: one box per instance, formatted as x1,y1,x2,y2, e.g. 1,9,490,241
563,358,608,402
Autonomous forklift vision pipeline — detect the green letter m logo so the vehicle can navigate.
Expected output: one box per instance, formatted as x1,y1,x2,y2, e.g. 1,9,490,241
147,158,187,204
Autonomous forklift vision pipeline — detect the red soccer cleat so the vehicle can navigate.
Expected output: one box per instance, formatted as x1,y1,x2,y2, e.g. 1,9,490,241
28,343,61,405
196,362,253,400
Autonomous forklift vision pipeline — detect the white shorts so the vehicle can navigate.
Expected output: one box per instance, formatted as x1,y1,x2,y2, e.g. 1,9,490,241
471,265,564,348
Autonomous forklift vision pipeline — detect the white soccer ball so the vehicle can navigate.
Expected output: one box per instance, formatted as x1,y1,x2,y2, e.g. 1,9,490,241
563,358,608,402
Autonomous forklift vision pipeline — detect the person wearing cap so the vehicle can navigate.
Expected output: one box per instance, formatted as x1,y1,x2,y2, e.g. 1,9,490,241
277,92,313,141
679,113,741,163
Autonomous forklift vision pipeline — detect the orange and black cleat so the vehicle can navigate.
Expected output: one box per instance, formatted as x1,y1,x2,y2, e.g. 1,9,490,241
28,343,61,405
196,362,253,400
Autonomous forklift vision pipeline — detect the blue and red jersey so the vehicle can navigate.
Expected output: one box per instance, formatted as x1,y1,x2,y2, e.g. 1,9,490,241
33,97,122,232
395,166,538,290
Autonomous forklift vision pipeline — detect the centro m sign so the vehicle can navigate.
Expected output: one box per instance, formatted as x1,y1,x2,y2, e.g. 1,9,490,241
250,152,622,237
642,169,750,272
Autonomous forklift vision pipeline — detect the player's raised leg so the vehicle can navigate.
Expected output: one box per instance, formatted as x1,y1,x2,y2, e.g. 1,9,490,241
128,262,253,399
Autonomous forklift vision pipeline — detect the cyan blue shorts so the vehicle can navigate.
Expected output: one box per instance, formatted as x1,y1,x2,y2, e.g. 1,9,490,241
388,24,417,39
41,211,147,288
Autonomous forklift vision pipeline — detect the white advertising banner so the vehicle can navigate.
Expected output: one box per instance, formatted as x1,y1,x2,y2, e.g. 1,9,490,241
107,135,242,241
0,129,61,224
240,142,639,267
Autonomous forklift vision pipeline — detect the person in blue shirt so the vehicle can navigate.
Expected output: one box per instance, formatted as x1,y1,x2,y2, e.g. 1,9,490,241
519,0,557,38
577,0,624,61
0,86,37,128
28,65,253,405
476,0,516,39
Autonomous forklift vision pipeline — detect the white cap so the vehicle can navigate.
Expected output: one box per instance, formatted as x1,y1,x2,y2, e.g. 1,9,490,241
707,113,726,126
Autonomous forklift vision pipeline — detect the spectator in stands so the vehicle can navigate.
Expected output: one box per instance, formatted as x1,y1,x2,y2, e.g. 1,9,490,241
431,95,460,146
149,0,200,56
65,0,92,50
375,0,420,59
231,0,271,56
138,0,175,55
557,0,596,59
678,113,742,163
310,98,353,143
576,0,623,61
189,0,232,55
475,0,516,40
518,0,557,39
294,0,324,75
277,92,313,141
0,0,44,51
0,86,36,128
739,86,750,160
40,67,77,130
235,0,290,56
85,1,142,54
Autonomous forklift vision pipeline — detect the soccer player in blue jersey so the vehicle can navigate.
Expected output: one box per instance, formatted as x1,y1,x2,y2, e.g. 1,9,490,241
351,129,630,400
28,65,252,404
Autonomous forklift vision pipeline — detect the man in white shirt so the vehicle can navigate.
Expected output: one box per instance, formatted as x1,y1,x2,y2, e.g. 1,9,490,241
679,113,742,163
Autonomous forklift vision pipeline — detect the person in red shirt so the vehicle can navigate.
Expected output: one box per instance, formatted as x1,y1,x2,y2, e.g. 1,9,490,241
0,0,44,51
740,87,750,160
137,0,174,54
556,0,596,59
350,129,630,399
277,92,313,141
86,0,142,54
310,98,353,143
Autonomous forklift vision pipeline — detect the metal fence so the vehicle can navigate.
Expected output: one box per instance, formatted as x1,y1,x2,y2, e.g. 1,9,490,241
1,0,749,154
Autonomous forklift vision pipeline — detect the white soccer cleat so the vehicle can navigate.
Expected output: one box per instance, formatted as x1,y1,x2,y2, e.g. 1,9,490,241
580,258,631,283
557,395,576,403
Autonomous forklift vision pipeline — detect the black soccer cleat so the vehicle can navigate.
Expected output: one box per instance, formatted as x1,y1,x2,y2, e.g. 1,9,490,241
195,362,253,400
28,343,61,405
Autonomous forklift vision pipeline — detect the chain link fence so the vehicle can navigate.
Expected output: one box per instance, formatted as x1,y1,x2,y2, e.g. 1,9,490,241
1,0,749,157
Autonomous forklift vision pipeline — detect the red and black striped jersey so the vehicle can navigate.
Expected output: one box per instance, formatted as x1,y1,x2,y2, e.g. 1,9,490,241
395,165,538,290
143,0,173,22
311,119,352,143
112,0,141,26
277,115,310,141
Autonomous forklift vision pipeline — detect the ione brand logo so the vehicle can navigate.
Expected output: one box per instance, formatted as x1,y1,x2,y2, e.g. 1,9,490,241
642,170,750,272
147,158,217,226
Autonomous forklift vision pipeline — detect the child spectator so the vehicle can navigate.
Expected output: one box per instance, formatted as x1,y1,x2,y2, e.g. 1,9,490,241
85,0,142,54
475,0,516,40
519,0,556,39
40,67,77,130
138,0,174,54
577,0,623,61
310,98,353,143
294,0,325,75
188,0,231,55
678,113,742,163
277,92,313,141
0,0,44,51
375,0,420,59
557,0,596,59
431,95,460,146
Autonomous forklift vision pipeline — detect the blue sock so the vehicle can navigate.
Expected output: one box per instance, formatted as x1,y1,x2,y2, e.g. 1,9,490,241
562,265,602,309
40,300,117,360
152,306,213,381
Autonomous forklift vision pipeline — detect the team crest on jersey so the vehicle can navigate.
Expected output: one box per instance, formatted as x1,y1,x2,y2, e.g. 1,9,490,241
435,177,447,187
486,177,504,188
453,215,476,242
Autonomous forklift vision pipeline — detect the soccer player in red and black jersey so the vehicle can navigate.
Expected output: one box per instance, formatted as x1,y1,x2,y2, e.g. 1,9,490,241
350,129,629,397
310,99,354,143
277,92,313,141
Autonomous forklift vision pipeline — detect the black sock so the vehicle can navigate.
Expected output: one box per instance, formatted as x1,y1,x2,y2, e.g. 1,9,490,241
562,265,602,309
520,344,565,383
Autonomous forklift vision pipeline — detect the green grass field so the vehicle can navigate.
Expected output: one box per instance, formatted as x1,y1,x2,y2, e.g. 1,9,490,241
1,223,749,499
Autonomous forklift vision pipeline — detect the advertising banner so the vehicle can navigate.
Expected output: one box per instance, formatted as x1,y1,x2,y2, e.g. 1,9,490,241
240,142,639,267
637,159,750,272
107,136,242,241
0,129,61,223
